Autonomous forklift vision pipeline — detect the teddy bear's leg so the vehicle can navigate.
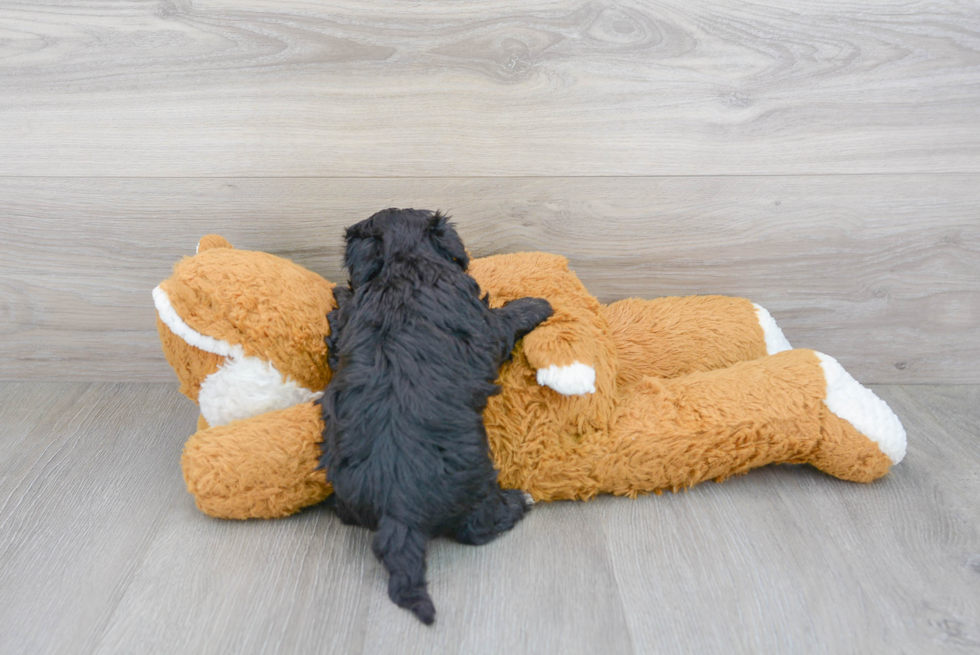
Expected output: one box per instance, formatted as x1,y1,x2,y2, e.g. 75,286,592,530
181,401,331,519
807,352,906,479
600,296,791,385
594,349,904,497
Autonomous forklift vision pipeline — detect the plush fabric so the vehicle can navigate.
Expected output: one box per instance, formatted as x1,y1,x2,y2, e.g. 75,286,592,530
182,401,330,520
155,236,906,520
156,237,335,393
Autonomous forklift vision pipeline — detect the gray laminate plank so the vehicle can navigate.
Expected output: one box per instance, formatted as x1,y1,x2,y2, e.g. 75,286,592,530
357,500,634,655
2,383,978,654
92,507,375,655
97,499,634,655
1,1,978,176
0,382,82,459
603,385,980,654
0,382,197,655
0,382,96,523
873,385,980,522
2,176,977,383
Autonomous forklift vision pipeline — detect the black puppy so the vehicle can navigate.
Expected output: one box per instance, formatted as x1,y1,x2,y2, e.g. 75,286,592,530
320,208,553,625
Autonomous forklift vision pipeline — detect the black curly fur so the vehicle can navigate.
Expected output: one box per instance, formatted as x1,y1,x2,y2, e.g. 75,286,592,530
320,208,552,625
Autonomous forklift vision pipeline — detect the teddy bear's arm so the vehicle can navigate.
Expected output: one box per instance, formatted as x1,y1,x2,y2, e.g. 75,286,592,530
182,401,331,519
600,296,790,385
468,252,608,395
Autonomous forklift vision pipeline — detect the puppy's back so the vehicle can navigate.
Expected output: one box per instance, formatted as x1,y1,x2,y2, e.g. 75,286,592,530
321,209,550,625
323,211,504,529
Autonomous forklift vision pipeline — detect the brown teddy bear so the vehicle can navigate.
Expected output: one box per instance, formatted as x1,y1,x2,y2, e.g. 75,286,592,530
154,235,905,519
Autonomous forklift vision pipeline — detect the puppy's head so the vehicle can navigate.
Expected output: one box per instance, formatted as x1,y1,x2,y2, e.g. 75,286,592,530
344,208,469,287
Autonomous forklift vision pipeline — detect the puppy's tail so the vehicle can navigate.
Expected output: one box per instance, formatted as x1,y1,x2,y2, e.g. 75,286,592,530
372,515,435,625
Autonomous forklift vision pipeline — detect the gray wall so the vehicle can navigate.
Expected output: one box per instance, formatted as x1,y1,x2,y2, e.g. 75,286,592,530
1,1,978,383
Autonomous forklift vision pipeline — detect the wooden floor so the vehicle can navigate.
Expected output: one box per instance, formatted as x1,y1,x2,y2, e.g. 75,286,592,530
0,381,977,655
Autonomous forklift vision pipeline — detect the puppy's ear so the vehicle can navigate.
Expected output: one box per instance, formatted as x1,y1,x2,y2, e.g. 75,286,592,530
344,223,383,287
427,212,469,270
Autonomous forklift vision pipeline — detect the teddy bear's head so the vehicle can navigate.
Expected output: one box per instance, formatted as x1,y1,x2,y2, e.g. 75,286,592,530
154,235,336,428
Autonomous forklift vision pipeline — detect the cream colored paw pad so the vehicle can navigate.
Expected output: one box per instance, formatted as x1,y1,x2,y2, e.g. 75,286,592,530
536,362,597,396
816,352,907,464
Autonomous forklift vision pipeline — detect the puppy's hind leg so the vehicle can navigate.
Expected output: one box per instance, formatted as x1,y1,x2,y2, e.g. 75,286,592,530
454,487,532,546
324,494,367,527
372,515,436,625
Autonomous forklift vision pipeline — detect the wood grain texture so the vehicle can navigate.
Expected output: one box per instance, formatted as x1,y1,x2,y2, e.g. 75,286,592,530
0,382,76,461
874,385,980,523
93,503,377,655
602,386,980,654
357,501,634,655
0,383,195,655
1,176,977,383
1,0,979,176
1,381,977,654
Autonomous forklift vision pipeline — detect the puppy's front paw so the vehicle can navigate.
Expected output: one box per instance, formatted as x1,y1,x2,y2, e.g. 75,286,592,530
536,362,596,395
523,297,554,326
506,297,553,334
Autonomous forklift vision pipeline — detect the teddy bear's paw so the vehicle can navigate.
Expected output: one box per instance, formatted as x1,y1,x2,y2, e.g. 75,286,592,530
753,303,792,354
536,362,596,395
816,352,907,464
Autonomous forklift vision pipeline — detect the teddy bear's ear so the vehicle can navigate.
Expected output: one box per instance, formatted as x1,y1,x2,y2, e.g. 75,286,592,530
197,235,234,254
